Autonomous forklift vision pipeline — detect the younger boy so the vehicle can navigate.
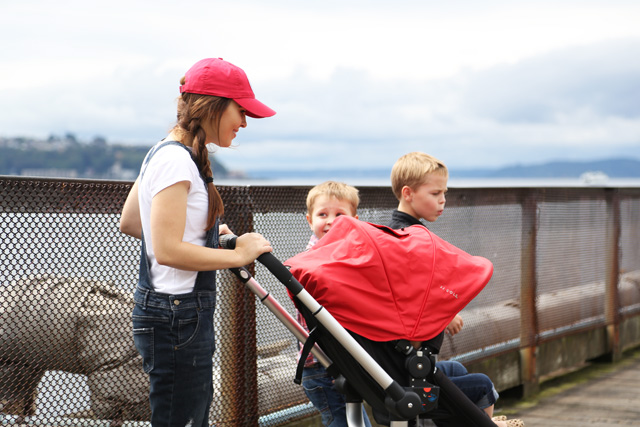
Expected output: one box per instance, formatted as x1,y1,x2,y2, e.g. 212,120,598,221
298,181,372,427
388,152,520,427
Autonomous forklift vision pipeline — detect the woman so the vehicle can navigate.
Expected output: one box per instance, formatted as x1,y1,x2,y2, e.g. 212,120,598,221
119,58,275,427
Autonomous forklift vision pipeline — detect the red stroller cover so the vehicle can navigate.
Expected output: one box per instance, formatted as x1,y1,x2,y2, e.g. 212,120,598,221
285,216,493,342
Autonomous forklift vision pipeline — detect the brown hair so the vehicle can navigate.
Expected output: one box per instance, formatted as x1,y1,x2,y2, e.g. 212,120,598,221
306,181,360,216
174,78,230,230
390,152,448,200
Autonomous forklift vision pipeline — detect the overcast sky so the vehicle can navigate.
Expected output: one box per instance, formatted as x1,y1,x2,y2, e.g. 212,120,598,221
1,0,639,173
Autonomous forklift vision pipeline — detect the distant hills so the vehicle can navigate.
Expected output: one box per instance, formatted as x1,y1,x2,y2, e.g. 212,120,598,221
249,158,640,181
0,135,229,180
1,135,638,180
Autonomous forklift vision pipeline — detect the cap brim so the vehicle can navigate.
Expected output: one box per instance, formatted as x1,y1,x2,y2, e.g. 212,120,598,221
234,98,276,119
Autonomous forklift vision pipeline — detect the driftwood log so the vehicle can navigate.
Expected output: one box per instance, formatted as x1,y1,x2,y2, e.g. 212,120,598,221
0,274,306,424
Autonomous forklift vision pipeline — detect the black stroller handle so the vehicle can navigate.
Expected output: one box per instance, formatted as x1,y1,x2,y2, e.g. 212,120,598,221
219,233,305,295
257,252,305,295
219,233,237,250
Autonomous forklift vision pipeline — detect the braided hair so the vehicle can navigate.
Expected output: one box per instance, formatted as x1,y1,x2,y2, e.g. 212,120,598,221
174,79,230,230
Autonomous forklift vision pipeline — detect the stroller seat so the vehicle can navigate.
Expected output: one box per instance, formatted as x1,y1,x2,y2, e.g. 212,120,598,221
294,295,495,426
284,216,495,426
295,298,442,425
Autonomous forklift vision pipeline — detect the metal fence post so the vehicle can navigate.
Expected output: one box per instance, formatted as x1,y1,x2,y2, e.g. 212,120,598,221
605,188,622,362
217,186,259,426
520,189,540,397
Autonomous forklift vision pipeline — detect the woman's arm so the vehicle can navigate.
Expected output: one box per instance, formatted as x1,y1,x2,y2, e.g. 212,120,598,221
151,181,272,271
120,177,142,239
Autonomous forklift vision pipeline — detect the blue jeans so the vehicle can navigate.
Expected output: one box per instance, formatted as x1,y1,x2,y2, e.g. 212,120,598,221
436,361,498,410
133,287,216,427
302,364,372,427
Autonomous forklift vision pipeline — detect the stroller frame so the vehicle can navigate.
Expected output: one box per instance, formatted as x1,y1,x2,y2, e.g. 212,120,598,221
221,234,495,427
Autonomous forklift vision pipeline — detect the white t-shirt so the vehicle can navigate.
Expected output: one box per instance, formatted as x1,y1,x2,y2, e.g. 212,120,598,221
138,141,209,294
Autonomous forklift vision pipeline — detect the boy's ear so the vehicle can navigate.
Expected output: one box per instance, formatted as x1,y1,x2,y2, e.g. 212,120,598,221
401,185,413,202
306,213,313,229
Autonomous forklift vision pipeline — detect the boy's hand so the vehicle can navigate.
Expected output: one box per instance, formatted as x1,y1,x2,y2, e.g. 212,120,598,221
445,314,464,336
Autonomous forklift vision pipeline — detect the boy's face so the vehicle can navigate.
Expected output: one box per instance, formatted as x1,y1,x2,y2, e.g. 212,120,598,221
307,195,358,239
400,173,447,222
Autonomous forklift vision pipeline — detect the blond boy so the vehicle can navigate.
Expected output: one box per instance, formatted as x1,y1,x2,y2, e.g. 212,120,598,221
298,181,372,427
388,152,519,427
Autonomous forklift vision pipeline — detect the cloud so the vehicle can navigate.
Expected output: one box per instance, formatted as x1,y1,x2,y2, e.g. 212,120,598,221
228,38,640,170
459,38,640,123
1,0,639,172
0,59,179,142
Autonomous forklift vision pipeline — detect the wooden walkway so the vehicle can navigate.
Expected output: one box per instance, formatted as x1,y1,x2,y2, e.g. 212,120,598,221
285,348,640,427
499,348,640,426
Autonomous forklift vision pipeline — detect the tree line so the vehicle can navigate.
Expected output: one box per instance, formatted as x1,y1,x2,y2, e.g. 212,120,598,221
0,135,229,179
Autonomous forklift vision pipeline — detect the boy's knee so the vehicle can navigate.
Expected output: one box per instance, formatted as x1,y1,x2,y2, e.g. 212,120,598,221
476,372,494,388
436,360,468,377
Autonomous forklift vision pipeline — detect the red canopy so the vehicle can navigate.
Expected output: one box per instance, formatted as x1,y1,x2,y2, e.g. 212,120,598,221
285,216,493,342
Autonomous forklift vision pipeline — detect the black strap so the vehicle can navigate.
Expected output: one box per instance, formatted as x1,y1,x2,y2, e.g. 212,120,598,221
394,339,415,355
294,327,320,385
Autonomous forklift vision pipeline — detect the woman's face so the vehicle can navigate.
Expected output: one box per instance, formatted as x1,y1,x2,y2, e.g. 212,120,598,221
204,100,247,147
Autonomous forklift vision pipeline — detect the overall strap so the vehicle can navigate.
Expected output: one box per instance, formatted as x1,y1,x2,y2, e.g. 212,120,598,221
138,140,219,293
193,218,219,291
141,140,199,183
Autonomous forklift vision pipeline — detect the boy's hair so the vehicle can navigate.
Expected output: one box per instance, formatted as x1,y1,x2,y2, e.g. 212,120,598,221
390,152,448,200
306,181,360,215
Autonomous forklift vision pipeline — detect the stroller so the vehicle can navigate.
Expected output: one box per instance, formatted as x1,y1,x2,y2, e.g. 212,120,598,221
222,216,495,426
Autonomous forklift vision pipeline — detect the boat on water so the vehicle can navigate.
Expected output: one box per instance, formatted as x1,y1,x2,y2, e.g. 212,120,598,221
580,170,610,186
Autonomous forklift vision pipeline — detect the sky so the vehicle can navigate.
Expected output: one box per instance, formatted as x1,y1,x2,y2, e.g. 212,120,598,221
1,0,639,173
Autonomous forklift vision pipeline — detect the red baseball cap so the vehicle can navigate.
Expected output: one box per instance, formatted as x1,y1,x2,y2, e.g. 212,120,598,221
180,58,276,118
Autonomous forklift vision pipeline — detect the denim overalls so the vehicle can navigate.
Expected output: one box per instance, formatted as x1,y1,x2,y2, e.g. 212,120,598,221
132,141,219,427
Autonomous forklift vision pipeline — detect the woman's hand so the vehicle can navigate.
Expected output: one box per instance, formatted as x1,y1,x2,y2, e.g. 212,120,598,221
219,223,233,236
233,232,272,265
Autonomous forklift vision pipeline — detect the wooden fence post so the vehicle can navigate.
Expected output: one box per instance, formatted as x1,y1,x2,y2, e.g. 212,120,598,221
520,189,540,397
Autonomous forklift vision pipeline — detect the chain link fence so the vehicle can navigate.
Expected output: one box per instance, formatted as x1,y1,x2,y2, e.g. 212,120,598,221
1,177,639,425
